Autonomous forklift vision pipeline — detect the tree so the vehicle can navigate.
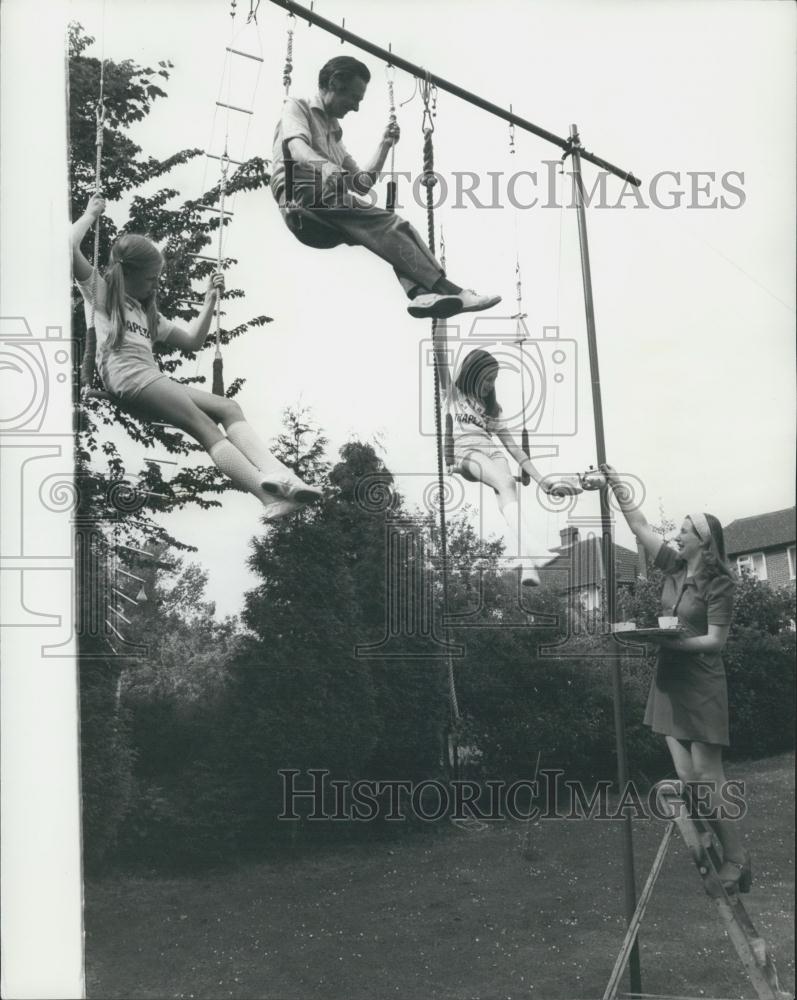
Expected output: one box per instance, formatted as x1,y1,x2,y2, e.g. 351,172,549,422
109,558,247,867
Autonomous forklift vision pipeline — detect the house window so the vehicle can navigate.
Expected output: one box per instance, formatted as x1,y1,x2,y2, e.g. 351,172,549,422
736,552,768,581
788,545,796,581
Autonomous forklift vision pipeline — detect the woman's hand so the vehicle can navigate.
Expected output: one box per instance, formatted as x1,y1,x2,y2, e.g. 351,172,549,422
84,193,106,222
204,271,225,304
599,462,622,490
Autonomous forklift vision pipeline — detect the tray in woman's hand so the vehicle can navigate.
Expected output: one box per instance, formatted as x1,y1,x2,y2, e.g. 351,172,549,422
609,623,685,641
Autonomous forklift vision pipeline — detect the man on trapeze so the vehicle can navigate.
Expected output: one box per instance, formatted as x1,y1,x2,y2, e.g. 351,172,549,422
271,55,501,320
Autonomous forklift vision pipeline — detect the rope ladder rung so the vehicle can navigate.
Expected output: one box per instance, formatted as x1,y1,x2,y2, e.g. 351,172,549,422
225,46,264,62
215,101,254,115
205,152,245,166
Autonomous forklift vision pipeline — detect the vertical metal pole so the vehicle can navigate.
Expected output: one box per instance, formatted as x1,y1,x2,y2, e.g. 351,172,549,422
568,123,642,997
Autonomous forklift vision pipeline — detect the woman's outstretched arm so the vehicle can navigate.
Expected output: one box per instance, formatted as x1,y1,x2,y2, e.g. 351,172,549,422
601,462,662,560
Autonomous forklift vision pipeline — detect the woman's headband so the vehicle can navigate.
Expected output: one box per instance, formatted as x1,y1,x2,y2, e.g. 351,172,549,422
687,512,711,543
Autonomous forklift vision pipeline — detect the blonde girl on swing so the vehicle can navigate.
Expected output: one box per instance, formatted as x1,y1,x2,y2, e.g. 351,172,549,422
73,193,320,519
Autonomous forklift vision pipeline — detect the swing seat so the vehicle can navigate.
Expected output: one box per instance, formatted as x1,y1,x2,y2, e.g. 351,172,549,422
283,203,348,250
451,463,478,484
80,388,175,430
280,137,350,250
449,462,523,489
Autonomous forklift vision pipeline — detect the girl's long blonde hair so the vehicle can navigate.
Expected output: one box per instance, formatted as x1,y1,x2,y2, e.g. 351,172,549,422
102,234,163,351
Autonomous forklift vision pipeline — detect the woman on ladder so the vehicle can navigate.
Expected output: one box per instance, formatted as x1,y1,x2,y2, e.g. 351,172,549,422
602,463,751,893
74,193,320,518
443,347,580,587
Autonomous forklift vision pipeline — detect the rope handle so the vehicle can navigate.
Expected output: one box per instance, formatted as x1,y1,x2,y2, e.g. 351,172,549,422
385,64,398,210
82,79,106,395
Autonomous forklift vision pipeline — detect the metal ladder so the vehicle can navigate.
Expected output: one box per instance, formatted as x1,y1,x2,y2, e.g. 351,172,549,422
603,782,790,1000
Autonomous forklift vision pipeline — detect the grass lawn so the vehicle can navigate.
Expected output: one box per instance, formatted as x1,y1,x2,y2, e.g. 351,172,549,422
85,753,794,999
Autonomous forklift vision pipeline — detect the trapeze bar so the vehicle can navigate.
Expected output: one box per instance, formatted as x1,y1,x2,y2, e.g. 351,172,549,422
187,253,219,262
198,203,235,216
216,101,254,115
226,46,264,62
266,0,640,186
144,457,178,467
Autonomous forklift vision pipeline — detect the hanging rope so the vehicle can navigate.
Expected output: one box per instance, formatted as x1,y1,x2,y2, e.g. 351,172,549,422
439,227,456,473
212,145,230,396
385,61,397,211
282,12,294,95
210,0,242,397
506,109,532,486
514,258,531,486
80,46,106,395
420,76,460,727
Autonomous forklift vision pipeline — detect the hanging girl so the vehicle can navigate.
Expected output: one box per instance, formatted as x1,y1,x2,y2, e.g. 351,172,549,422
73,193,320,519
444,347,581,587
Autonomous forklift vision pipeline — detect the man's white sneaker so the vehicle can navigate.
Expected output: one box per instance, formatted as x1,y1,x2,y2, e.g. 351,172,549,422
407,292,464,319
453,290,502,315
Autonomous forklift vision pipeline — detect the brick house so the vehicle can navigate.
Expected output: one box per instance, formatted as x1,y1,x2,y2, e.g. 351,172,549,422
539,525,640,612
724,507,796,587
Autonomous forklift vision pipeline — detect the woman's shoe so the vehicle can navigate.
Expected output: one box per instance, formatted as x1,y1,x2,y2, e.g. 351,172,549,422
718,850,752,894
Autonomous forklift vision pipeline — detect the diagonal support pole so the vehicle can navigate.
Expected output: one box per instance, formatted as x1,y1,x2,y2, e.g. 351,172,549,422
603,822,674,999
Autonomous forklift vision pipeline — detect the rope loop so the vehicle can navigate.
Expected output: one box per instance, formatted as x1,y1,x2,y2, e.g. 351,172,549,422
420,70,436,134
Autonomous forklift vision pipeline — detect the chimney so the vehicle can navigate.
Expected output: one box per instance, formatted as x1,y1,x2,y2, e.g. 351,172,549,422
559,525,580,548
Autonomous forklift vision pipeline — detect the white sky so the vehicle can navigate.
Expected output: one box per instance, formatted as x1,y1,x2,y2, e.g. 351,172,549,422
67,0,796,616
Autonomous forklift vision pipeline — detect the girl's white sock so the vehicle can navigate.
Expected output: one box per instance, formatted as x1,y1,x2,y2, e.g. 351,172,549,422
208,438,272,507
500,500,548,565
226,420,291,477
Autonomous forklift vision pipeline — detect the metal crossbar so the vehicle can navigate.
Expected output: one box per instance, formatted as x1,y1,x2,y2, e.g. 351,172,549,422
266,0,639,185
